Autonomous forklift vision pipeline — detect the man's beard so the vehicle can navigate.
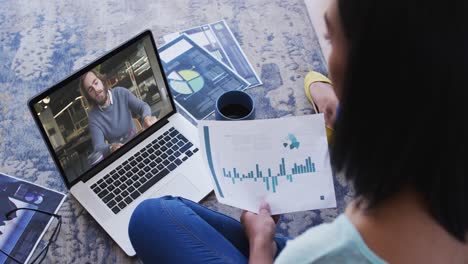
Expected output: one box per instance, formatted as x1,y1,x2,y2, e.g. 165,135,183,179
95,90,108,106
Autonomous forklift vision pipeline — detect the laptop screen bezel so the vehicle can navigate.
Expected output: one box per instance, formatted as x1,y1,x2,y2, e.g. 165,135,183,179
28,30,177,189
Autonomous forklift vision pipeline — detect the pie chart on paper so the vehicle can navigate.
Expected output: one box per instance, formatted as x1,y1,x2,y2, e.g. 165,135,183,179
168,69,205,95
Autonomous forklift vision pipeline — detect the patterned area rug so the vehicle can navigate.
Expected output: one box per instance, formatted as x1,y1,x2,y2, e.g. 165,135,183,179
0,0,352,262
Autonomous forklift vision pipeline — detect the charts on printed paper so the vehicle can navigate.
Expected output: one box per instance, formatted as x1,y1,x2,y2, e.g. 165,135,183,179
199,115,337,214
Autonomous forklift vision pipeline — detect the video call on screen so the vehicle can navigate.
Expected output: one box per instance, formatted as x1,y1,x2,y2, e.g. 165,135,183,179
33,36,173,182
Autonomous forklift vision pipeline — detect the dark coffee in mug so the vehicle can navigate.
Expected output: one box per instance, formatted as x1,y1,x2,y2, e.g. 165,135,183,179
220,104,251,119
215,90,255,120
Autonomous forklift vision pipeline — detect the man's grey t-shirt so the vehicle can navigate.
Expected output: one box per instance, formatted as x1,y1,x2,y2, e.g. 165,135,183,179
88,86,151,157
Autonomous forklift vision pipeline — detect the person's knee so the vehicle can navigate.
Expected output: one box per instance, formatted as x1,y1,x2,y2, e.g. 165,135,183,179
128,196,183,233
130,196,175,225
128,196,187,251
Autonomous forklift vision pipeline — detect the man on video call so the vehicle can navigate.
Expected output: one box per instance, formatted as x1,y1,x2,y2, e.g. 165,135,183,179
80,70,157,158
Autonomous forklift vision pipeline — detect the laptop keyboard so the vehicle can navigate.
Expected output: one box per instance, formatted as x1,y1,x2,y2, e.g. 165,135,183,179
90,127,199,214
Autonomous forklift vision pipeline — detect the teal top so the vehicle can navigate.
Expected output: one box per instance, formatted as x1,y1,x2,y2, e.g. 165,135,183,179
275,214,387,264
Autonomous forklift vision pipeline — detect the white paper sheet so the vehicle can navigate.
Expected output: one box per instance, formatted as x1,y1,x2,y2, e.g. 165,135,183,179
198,114,337,214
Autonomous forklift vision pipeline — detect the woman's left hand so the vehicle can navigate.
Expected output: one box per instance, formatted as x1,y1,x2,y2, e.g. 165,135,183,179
241,202,277,263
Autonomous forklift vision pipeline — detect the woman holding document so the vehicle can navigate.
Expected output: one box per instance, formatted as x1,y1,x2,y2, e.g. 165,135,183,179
128,0,468,263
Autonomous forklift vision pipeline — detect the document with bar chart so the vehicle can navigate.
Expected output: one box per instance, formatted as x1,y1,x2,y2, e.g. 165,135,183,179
198,114,336,214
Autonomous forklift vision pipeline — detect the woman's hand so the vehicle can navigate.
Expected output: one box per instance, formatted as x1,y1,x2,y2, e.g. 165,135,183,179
241,202,277,264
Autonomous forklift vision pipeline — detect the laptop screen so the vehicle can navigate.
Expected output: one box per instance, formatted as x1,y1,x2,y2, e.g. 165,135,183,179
30,33,174,185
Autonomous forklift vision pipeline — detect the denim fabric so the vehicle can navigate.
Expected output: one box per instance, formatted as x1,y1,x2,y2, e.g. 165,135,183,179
128,196,288,264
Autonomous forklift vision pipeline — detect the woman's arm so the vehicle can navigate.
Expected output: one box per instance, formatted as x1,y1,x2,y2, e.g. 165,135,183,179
241,202,278,264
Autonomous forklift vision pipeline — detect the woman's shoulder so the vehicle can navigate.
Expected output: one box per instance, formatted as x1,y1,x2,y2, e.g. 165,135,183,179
275,214,386,264
275,215,349,262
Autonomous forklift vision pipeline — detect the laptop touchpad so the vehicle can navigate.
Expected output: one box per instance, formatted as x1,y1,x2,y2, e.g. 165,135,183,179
151,174,201,199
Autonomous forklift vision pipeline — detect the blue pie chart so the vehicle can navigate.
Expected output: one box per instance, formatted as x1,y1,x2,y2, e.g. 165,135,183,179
168,69,205,95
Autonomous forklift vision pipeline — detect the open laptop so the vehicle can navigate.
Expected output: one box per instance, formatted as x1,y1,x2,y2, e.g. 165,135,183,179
28,30,213,256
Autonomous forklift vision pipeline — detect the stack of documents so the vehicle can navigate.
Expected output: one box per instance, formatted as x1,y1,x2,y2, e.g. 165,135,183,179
158,21,262,121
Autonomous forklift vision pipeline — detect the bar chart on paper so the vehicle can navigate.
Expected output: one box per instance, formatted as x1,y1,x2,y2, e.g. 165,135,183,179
199,115,337,214
222,157,316,193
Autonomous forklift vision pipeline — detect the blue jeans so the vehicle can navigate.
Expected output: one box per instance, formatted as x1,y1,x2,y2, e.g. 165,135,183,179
128,196,288,264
